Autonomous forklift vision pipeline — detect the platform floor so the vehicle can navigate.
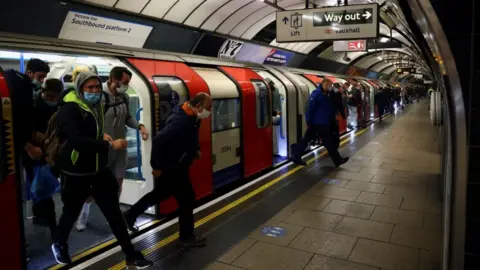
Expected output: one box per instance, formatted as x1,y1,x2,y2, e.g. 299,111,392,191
203,103,442,270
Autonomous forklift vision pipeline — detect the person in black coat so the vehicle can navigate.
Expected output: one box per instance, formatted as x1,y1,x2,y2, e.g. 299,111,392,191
329,83,346,149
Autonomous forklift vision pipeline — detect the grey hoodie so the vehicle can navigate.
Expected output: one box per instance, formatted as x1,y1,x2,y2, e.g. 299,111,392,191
74,71,103,117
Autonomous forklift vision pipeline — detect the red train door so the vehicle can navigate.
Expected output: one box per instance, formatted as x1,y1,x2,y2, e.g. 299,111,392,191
0,70,25,269
126,58,213,215
219,67,273,178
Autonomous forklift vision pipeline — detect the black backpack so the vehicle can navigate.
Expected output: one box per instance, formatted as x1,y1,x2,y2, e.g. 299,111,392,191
103,91,129,115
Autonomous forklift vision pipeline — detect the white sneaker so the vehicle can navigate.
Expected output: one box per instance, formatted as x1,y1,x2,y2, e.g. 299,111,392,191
75,212,88,232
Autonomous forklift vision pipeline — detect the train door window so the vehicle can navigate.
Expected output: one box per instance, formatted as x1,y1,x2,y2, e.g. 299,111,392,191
212,98,240,132
296,74,317,93
153,76,189,129
252,80,270,129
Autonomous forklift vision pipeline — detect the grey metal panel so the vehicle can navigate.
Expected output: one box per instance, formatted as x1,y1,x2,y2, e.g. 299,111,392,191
184,0,231,27
216,0,266,34
411,1,467,269
371,61,392,72
163,0,206,23
201,0,255,32
141,0,178,18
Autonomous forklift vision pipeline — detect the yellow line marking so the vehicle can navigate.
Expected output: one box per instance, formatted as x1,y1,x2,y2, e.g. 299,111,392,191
108,117,385,270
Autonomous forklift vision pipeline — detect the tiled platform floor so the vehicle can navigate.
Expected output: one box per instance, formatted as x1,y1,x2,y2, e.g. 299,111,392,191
206,103,442,270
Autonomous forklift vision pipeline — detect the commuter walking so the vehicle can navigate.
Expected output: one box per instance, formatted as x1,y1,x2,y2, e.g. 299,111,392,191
329,83,346,149
29,78,63,238
374,88,387,122
291,79,349,167
124,93,211,248
75,66,149,232
50,71,152,268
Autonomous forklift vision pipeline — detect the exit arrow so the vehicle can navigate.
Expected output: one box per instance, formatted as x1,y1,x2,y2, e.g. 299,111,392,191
282,17,289,24
362,11,372,20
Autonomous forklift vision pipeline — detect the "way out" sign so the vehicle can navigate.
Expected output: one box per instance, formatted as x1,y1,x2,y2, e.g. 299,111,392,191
276,3,379,42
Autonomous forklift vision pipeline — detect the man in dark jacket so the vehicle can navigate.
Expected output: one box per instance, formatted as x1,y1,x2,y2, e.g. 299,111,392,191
374,88,387,122
329,83,346,149
124,92,211,248
52,71,152,269
28,78,63,235
292,79,348,167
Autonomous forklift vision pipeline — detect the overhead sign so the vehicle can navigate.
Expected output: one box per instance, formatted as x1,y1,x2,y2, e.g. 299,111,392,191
333,40,367,52
218,40,244,60
59,11,153,48
276,3,379,42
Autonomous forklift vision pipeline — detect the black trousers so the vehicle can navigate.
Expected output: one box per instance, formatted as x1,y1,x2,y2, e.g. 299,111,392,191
294,124,343,166
56,169,136,257
128,169,195,241
330,119,340,149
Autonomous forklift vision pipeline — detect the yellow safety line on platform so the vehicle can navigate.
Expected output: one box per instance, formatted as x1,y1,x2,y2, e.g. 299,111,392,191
108,116,386,270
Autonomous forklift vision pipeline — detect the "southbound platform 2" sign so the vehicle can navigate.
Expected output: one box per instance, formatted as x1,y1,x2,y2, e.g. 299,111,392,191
276,3,379,42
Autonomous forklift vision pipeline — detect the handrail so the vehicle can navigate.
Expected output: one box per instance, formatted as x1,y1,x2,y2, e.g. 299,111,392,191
279,95,285,139
135,107,144,180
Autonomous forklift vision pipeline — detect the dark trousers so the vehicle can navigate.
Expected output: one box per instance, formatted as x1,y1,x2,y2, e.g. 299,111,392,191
378,103,385,120
56,169,136,257
330,119,340,149
128,170,195,241
294,124,343,166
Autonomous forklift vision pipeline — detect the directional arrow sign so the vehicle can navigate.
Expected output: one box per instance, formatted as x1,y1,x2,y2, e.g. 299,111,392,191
276,3,379,42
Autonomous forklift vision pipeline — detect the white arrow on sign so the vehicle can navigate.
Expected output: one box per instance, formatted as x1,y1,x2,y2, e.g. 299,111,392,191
362,11,372,20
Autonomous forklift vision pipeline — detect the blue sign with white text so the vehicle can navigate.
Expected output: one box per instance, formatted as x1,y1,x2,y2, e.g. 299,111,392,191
261,226,286,238
263,49,295,66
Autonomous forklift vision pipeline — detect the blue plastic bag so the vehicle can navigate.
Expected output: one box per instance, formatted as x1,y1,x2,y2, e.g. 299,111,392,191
30,165,60,203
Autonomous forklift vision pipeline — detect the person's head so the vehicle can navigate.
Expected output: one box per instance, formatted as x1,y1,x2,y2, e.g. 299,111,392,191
344,82,351,89
75,71,103,106
320,78,333,93
333,83,342,93
41,78,63,106
25,58,50,88
109,66,132,95
189,92,212,119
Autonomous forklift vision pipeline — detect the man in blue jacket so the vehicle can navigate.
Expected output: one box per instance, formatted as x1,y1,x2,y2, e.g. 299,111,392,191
124,92,211,249
292,78,349,167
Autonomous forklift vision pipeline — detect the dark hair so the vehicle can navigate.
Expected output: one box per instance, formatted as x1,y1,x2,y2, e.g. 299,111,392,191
26,58,50,74
110,66,132,80
333,83,342,88
43,78,63,94
190,92,210,107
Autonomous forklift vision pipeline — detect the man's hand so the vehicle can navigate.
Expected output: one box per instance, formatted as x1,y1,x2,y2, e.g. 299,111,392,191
152,170,162,177
140,125,149,141
112,139,127,151
104,133,113,142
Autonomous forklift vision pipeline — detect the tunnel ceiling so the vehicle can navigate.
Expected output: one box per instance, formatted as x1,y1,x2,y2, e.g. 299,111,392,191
80,0,427,74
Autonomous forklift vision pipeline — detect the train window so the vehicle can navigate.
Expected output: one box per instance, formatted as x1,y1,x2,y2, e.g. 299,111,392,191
211,98,240,133
153,76,189,129
252,80,270,129
124,84,144,181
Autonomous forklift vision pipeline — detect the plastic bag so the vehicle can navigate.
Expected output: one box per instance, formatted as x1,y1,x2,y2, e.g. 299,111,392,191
30,165,60,203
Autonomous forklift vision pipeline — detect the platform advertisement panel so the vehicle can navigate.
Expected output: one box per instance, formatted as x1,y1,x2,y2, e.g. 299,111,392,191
234,43,272,64
58,11,153,48
263,49,295,66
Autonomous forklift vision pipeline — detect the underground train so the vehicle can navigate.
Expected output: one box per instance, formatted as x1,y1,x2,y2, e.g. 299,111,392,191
0,34,406,268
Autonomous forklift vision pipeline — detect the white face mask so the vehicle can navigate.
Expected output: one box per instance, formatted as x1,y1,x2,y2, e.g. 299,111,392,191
333,87,339,93
116,84,128,94
197,108,211,119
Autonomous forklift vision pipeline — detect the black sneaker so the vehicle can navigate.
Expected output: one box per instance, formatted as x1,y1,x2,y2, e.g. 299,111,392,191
292,158,307,166
51,242,71,264
179,235,206,248
335,157,350,168
126,252,153,269
123,211,139,233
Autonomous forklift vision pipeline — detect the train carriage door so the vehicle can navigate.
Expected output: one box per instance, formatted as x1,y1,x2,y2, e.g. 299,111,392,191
191,67,241,188
220,66,273,178
126,59,213,215
0,69,24,269
254,70,288,164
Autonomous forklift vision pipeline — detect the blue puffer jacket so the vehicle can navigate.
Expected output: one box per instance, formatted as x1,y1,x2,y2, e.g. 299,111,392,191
305,84,334,126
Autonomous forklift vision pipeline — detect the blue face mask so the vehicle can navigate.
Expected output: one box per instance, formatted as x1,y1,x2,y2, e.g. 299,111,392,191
84,92,101,105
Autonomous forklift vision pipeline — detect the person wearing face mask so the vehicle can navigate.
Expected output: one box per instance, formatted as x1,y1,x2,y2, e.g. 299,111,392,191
291,78,349,167
51,71,152,268
124,93,211,249
74,66,149,232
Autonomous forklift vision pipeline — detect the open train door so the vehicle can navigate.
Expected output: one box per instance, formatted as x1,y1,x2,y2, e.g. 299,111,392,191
0,69,25,269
